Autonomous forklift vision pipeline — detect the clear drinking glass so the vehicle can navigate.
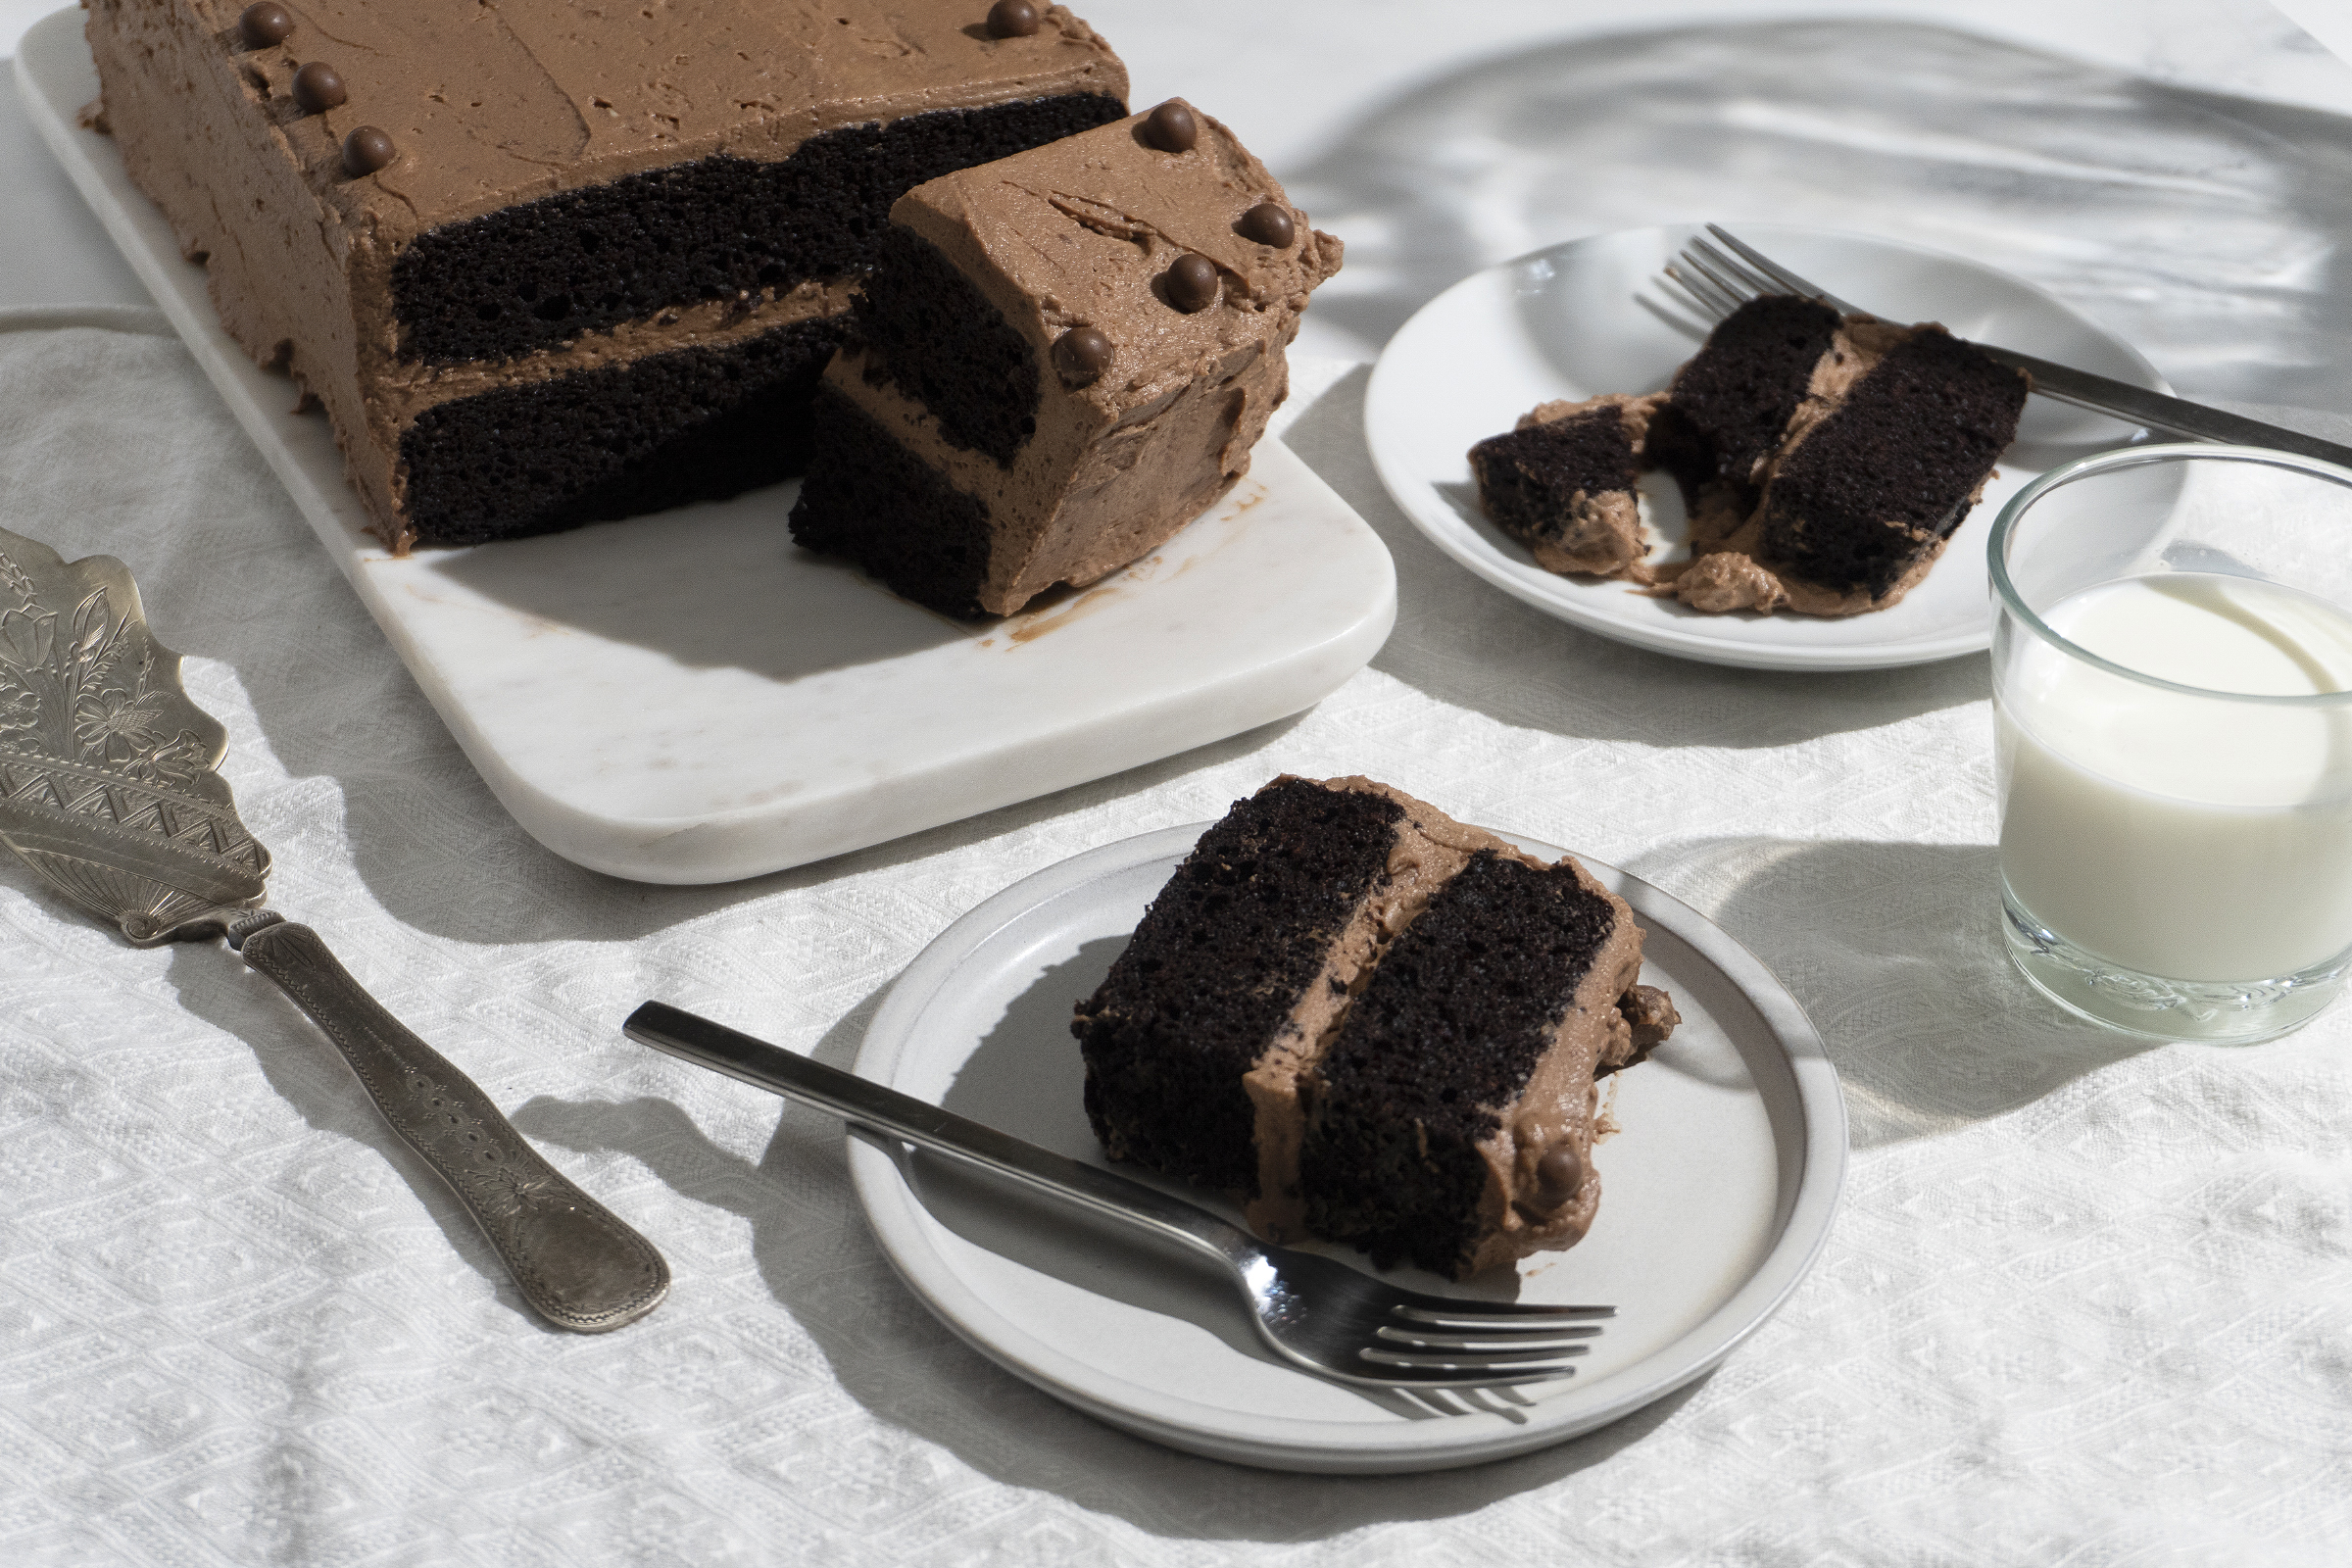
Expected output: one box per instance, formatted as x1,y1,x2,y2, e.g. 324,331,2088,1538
1989,443,2352,1044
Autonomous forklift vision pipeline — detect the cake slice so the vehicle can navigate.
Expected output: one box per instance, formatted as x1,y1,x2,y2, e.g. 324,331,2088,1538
789,99,1342,617
1072,775,1675,1280
1468,293,2029,616
1657,296,2029,614
86,0,1129,550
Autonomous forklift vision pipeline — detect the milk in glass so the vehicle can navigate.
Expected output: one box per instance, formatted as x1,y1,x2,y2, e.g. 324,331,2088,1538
1995,572,2352,981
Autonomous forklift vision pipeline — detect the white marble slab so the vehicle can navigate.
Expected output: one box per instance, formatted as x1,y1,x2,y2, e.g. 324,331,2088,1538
14,11,1394,884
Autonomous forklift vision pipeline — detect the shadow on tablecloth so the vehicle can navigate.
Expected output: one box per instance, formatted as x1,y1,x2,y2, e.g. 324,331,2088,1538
1634,836,2159,1149
1288,18,2352,418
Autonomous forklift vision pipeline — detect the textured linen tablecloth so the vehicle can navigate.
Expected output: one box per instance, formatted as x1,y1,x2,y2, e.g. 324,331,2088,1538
8,320,2351,1566
8,3,2352,1562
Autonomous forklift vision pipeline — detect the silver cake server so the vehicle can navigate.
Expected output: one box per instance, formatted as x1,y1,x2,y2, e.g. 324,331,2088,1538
0,523,667,1333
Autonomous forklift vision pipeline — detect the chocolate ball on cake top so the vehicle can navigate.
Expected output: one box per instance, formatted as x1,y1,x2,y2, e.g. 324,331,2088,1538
291,62,346,114
237,2,293,48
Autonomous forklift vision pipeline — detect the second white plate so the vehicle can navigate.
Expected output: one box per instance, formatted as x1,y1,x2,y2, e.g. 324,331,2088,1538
847,823,1845,1474
1365,223,2167,671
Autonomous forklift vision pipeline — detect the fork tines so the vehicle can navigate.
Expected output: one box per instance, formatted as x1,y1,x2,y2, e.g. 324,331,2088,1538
1662,223,1858,324
1359,1300,1611,1383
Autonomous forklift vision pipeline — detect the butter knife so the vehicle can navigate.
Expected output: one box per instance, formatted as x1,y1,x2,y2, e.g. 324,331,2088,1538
0,523,667,1333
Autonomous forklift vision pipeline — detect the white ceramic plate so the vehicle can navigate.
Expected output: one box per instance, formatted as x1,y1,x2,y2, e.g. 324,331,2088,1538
848,823,1845,1473
1365,224,2167,671
15,11,1394,884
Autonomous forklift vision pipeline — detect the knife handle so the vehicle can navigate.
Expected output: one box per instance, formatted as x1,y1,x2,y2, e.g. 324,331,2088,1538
236,918,669,1333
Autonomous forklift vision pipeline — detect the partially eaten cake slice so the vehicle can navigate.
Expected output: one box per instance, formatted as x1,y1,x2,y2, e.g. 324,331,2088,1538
1071,775,1676,1280
789,99,1342,617
1470,293,2030,616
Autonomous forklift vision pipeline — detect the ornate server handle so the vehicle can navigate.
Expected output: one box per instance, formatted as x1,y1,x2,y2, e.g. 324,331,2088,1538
235,916,669,1333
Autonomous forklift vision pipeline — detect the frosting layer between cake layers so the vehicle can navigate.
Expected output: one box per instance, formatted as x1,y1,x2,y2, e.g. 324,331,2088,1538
85,0,1129,548
790,100,1341,617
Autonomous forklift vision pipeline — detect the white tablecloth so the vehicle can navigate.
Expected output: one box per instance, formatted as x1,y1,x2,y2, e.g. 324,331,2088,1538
6,2,2352,1562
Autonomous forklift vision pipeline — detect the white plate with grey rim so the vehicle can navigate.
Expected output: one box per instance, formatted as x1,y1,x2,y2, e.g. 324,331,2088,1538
1365,223,2167,672
847,820,1845,1473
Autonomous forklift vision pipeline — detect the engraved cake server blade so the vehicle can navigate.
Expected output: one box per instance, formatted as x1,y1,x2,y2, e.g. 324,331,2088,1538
0,524,667,1333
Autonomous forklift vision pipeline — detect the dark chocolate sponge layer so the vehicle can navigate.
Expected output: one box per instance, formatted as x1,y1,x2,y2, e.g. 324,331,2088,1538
858,227,1041,468
1072,780,1405,1197
1649,294,1840,506
393,94,1126,365
1301,851,1618,1276
1468,408,1641,551
399,314,848,548
1761,327,2028,596
787,385,997,618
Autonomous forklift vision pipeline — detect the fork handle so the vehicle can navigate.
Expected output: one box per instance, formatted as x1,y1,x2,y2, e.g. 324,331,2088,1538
624,1002,1256,1269
1982,346,2352,467
237,918,671,1332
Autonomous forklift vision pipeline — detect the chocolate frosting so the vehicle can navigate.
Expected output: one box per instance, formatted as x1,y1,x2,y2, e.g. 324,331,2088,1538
86,0,1127,547
182,0,1126,240
832,98,1341,612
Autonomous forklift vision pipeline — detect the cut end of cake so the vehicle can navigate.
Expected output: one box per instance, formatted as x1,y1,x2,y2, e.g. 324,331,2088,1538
790,98,1341,618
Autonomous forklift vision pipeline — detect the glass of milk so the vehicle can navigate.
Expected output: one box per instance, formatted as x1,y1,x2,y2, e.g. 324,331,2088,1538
1991,443,2352,1043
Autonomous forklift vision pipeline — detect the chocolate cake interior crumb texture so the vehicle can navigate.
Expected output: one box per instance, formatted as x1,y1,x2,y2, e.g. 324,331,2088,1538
1468,410,1642,547
1647,294,1841,502
399,317,848,547
1761,328,2029,595
1072,781,1404,1196
1302,851,1617,1275
858,227,1042,466
787,386,1000,617
392,95,1127,364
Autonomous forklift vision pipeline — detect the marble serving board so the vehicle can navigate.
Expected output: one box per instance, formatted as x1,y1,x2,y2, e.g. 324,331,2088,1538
16,11,1395,883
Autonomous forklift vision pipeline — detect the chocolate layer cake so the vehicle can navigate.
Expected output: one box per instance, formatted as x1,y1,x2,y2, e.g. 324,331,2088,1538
1468,294,2029,615
85,0,1128,549
1468,393,1661,580
789,99,1341,617
1072,776,1676,1281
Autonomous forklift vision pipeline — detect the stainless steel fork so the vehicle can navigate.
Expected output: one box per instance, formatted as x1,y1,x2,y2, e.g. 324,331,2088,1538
623,1001,1609,1389
1665,223,2352,469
